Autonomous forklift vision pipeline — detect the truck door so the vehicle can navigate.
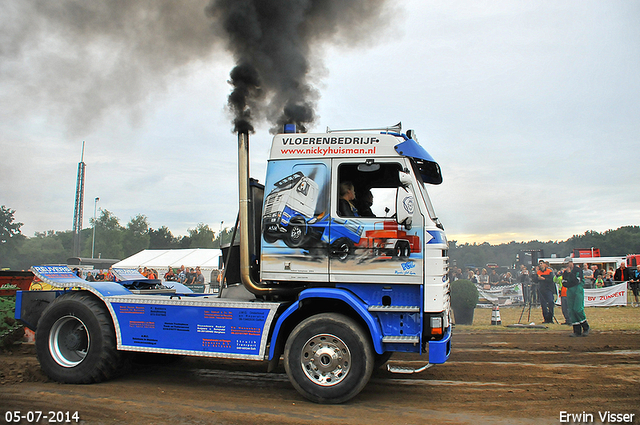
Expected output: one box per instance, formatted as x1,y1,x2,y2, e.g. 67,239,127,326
329,159,424,284
260,159,330,283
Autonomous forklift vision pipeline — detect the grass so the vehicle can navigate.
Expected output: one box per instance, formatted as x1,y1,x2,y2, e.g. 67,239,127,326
461,305,640,331
457,289,640,331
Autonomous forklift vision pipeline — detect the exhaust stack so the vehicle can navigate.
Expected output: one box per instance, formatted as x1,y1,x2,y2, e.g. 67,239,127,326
237,131,295,297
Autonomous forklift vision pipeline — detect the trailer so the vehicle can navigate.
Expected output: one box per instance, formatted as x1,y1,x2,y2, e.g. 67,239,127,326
16,123,451,404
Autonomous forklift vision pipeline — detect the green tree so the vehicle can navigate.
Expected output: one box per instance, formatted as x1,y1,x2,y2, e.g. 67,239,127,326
0,206,26,268
188,223,215,248
123,214,150,256
92,209,124,259
16,232,68,270
149,226,178,249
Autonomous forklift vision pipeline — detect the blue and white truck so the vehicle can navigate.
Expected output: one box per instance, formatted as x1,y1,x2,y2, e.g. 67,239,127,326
16,123,451,404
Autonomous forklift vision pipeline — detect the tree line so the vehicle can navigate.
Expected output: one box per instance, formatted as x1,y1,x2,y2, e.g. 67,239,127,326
0,206,235,271
1,205,639,271
449,226,640,270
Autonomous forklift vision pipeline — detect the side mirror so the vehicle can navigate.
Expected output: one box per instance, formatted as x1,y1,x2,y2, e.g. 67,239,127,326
398,169,412,187
396,186,413,230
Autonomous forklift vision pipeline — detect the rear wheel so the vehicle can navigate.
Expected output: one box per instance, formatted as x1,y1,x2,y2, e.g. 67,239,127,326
36,291,123,384
331,238,354,261
284,313,374,404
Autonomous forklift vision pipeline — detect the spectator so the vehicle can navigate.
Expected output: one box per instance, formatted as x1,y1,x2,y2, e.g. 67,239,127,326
536,261,555,324
178,266,187,284
195,267,205,285
467,270,478,284
594,274,605,288
629,265,640,307
583,263,594,288
489,269,500,286
613,263,629,283
478,268,490,289
554,271,570,325
500,272,513,285
604,271,614,287
86,271,95,282
165,266,177,281
185,268,196,285
562,257,590,337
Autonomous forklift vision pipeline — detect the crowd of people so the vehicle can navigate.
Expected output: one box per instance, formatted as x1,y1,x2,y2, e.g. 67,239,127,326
162,265,206,285
76,265,208,286
450,259,640,336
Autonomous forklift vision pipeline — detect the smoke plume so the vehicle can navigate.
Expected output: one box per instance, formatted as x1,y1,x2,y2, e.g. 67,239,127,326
206,0,391,133
1,0,392,136
1,0,218,135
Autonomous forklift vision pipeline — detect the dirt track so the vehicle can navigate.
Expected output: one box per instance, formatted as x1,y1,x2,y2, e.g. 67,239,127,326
1,330,639,425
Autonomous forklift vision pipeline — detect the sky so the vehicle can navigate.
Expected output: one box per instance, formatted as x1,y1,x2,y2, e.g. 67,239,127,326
1,0,639,245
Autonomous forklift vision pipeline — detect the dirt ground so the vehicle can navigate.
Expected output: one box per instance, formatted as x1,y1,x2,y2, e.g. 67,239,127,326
1,328,639,425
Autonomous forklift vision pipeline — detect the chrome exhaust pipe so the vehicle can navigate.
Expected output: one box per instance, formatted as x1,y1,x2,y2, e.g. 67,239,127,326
237,131,295,297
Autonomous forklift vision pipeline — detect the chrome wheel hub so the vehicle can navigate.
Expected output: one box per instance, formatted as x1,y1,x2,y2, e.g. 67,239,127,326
301,333,350,386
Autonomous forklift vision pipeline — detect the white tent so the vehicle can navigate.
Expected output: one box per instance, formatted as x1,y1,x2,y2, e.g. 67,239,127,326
112,249,223,283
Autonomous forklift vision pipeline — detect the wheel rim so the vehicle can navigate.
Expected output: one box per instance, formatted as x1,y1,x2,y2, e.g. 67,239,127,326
333,241,350,260
300,333,351,386
290,225,303,241
49,315,90,367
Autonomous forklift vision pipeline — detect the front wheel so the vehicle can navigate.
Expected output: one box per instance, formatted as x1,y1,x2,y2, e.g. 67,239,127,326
35,291,123,384
285,219,307,248
284,313,374,404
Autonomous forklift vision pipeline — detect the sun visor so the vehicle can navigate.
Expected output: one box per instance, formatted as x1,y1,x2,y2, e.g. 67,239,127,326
394,138,443,185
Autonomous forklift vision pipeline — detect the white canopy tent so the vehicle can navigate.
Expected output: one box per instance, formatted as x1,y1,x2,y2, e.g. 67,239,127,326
112,249,223,283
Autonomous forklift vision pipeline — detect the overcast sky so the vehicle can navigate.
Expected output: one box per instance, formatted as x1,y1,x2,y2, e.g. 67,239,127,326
1,1,638,245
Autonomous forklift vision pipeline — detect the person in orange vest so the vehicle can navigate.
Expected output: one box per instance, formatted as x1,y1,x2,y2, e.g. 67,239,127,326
536,260,555,323
554,271,570,325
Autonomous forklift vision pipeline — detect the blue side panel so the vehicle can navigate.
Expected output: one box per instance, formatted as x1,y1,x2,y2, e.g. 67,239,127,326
111,300,278,360
268,288,384,359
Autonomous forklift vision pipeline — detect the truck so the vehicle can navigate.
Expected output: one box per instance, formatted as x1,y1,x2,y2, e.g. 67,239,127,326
15,123,451,404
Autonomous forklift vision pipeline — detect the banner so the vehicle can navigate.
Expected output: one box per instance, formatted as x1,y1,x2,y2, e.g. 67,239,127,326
476,283,524,307
584,282,627,307
555,282,628,307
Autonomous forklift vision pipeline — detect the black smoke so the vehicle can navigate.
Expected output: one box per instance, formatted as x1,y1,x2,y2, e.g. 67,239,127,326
1,0,219,135
206,0,391,133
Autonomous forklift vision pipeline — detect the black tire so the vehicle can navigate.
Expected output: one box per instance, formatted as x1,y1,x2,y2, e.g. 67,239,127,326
394,243,402,258
400,241,411,257
285,219,307,248
331,238,354,261
35,291,123,384
263,232,278,244
284,313,374,404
